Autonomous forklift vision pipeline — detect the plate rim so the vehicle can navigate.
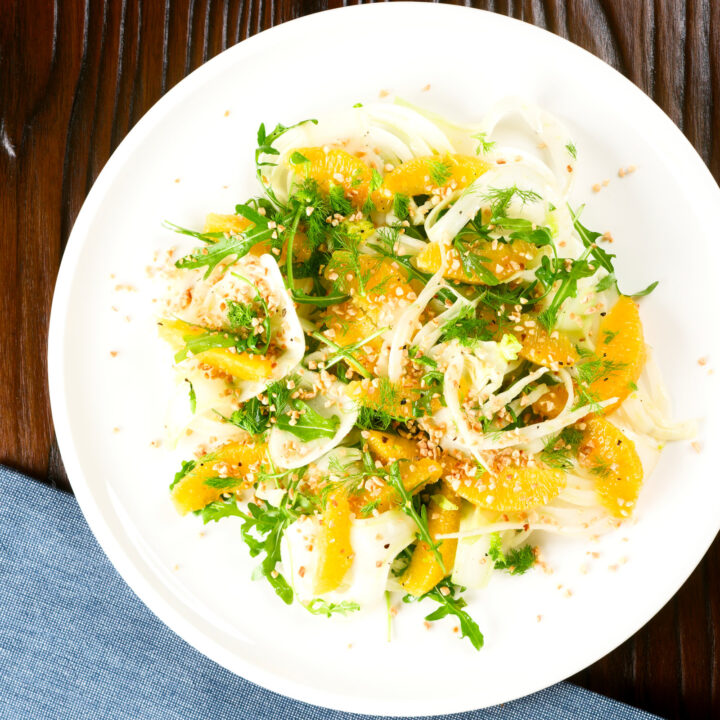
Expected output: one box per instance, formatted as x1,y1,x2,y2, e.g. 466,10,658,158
47,3,720,715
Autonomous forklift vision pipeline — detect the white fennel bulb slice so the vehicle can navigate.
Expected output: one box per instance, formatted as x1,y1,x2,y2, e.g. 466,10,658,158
426,164,553,246
451,504,496,589
268,371,359,469
168,253,305,402
255,253,306,382
476,97,577,196
281,509,416,608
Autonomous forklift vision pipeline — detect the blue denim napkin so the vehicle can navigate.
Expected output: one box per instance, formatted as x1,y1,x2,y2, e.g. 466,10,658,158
0,465,660,720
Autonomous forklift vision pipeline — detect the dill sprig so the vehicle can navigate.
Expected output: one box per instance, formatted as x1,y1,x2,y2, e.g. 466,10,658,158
488,533,536,575
428,158,452,186
438,305,492,346
539,426,583,470
471,131,496,156
483,185,542,219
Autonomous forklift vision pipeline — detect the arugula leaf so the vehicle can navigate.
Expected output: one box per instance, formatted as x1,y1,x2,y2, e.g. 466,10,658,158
510,223,554,248
186,379,196,414
595,273,616,292
631,280,659,298
289,151,309,165
204,476,245,490
387,462,445,572
219,378,293,437
225,397,269,436
452,236,499,285
422,579,484,651
170,459,196,490
488,533,536,575
304,599,360,617
537,251,597,330
569,206,615,275
197,498,245,524
225,376,338,442
239,498,297,604
169,207,272,278
256,118,317,206
275,400,340,442
174,325,264,362
569,207,658,300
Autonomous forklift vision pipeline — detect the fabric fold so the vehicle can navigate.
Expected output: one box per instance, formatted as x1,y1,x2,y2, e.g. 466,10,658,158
0,466,660,720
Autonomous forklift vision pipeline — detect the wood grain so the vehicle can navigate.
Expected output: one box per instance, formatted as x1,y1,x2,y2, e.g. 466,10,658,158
0,1,717,716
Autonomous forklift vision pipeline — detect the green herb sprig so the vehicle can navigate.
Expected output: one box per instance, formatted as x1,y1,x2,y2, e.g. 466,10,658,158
387,462,445,573
488,533,536,575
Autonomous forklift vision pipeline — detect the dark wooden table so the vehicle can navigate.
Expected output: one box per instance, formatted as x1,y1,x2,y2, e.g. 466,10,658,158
2,1,718,717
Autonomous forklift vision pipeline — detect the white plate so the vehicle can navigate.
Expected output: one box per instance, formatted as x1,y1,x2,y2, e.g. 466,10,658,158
48,3,720,715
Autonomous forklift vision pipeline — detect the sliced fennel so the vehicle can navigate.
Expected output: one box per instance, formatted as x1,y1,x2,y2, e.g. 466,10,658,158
281,509,416,607
451,504,496,589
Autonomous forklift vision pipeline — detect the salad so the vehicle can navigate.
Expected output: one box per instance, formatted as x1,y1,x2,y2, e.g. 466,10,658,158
155,99,693,649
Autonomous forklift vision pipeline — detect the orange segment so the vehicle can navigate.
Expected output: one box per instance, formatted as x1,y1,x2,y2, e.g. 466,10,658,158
292,146,371,207
400,481,461,597
364,430,421,463
323,300,383,348
315,489,354,594
349,457,442,517
456,464,565,512
374,154,491,211
589,296,646,413
350,431,442,515
158,318,274,381
204,212,271,257
202,212,316,260
324,254,416,307
321,255,418,371
346,379,442,421
514,321,578,369
171,441,267,514
532,385,569,419
203,213,252,235
193,346,273,381
578,417,643,518
415,238,537,285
